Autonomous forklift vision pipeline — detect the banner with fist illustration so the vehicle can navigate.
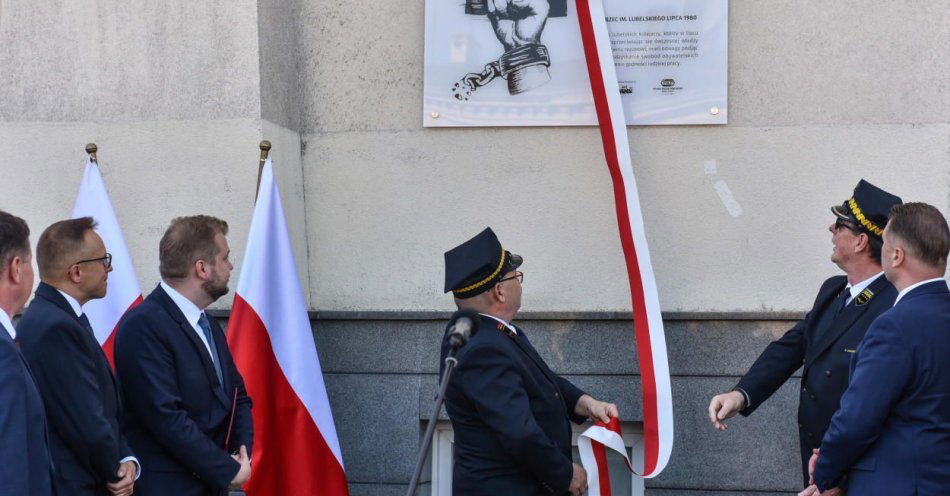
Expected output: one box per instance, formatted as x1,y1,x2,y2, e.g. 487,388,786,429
423,0,728,127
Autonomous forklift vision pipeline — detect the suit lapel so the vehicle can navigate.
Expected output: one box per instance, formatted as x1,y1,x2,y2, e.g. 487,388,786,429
35,283,121,405
806,275,890,369
152,286,230,407
509,324,560,389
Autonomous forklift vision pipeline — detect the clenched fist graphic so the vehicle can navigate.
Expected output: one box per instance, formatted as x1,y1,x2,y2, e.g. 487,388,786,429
453,0,566,100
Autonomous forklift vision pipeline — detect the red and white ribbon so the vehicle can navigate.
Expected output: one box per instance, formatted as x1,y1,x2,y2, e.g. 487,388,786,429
574,0,674,485
578,418,634,496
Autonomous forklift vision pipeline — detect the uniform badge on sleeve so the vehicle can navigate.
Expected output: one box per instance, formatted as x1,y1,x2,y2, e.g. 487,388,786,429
855,288,874,306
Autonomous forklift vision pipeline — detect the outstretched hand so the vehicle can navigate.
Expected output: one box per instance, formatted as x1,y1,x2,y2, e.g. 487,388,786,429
707,391,746,431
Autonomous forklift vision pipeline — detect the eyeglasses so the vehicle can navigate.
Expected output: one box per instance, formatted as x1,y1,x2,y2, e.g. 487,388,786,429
498,271,523,284
75,253,112,269
834,219,860,233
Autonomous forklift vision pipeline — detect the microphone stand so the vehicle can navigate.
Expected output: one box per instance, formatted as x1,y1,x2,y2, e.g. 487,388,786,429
406,346,461,496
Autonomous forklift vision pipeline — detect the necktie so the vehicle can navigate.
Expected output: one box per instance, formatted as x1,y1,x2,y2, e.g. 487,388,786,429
78,313,96,338
198,313,225,388
834,287,851,317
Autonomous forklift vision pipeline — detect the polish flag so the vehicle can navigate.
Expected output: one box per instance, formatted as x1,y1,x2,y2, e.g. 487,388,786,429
71,156,144,367
228,158,348,495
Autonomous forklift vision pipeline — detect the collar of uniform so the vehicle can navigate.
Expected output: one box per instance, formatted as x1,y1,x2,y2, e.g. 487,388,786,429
845,271,884,303
160,280,204,330
894,277,948,306
479,313,517,335
0,309,15,340
55,289,83,318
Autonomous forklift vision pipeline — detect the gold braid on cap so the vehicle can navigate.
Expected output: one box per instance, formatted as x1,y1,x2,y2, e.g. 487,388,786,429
453,247,507,295
848,197,884,236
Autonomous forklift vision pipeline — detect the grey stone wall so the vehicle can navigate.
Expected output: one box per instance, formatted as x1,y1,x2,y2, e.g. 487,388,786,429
235,313,808,495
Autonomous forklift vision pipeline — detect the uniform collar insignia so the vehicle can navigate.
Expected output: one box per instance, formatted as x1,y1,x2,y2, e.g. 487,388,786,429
855,288,874,306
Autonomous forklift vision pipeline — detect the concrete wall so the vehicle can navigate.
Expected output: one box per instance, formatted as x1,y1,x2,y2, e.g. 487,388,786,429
297,0,950,312
296,313,805,495
0,0,313,307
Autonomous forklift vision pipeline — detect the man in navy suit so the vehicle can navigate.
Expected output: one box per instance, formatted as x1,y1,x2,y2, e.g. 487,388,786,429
115,215,253,496
18,217,138,496
708,179,903,485
805,202,950,495
440,227,619,496
0,210,53,495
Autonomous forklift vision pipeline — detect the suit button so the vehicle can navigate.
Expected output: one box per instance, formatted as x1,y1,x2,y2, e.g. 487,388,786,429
806,432,813,438
825,370,832,377
798,423,803,429
801,386,807,393
554,392,559,398
810,394,817,401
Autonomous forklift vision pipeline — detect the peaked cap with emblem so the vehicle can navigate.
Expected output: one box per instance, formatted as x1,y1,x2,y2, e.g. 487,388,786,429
831,179,902,239
444,227,523,299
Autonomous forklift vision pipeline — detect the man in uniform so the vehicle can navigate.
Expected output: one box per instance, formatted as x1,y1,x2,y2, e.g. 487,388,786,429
805,202,950,495
440,227,618,496
707,179,902,485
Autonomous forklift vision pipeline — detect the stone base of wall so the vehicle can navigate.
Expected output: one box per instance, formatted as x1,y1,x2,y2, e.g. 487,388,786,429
217,313,806,495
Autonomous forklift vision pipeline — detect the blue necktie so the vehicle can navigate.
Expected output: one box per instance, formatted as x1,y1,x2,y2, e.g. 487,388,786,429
78,313,96,338
197,313,225,388
834,287,851,317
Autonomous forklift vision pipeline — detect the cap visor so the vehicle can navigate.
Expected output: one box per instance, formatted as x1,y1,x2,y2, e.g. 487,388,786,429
831,204,853,220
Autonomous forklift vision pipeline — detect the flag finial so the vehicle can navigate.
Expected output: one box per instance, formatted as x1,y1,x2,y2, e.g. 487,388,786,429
259,140,272,162
85,143,98,163
255,140,272,203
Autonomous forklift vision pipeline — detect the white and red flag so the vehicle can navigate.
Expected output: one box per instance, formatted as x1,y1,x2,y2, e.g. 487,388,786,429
228,158,348,495
574,0,674,488
71,156,143,367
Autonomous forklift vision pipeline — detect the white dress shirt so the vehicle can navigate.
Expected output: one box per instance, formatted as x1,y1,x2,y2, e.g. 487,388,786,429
894,278,948,306
479,313,517,335
55,288,140,478
56,289,83,318
160,281,215,361
0,309,16,340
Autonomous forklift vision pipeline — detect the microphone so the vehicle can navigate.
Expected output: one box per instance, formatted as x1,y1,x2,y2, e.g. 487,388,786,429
447,309,480,349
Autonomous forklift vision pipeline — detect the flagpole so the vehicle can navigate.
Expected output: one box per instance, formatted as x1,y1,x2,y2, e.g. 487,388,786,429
86,143,98,164
256,140,272,202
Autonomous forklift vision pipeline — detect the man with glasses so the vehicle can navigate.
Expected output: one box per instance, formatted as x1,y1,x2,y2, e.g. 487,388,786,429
18,217,139,496
707,180,903,488
441,227,618,496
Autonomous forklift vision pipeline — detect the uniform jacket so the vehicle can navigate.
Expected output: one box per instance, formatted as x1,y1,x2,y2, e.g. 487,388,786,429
18,282,134,495
115,285,252,496
0,324,54,496
735,274,896,482
815,279,950,495
440,314,586,495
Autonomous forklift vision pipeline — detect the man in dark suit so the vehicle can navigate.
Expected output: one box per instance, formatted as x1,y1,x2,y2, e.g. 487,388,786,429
440,227,619,496
18,217,138,496
805,202,950,495
0,210,54,496
115,215,252,496
707,179,903,485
